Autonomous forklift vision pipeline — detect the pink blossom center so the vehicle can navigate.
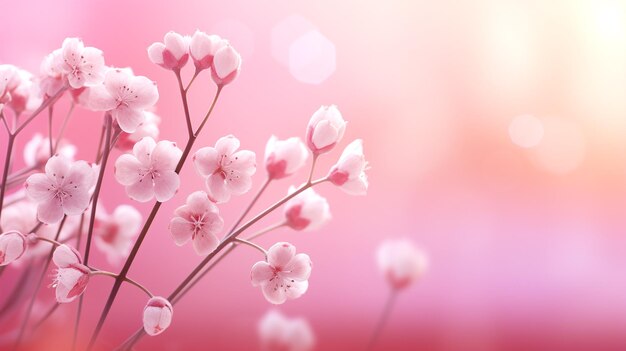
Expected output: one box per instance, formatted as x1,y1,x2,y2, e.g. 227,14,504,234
47,176,78,205
189,214,208,239
212,153,241,183
116,85,140,106
268,266,297,294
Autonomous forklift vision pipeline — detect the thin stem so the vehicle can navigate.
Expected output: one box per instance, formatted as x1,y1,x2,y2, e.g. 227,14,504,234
245,222,286,241
94,121,106,164
84,114,112,265
184,69,200,92
32,303,60,332
229,178,271,234
14,86,67,135
308,154,318,184
6,164,38,183
0,112,10,132
13,215,67,350
33,236,63,247
72,214,85,351
366,289,398,351
90,271,154,298
88,88,225,351
0,265,33,320
194,86,222,137
233,238,267,258
0,134,16,231
175,71,194,138
47,105,54,157
54,102,75,153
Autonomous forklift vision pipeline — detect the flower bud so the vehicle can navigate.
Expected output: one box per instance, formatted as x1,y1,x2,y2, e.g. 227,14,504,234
189,31,225,71
265,136,309,180
0,231,27,266
305,105,346,154
283,187,331,231
211,44,241,86
148,32,189,71
143,296,173,336
328,139,368,195
52,244,91,303
377,239,428,290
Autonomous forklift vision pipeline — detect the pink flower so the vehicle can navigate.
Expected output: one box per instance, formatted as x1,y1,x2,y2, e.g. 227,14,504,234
94,205,142,265
328,139,369,195
58,38,106,89
52,244,90,303
114,137,182,202
39,49,66,98
0,64,18,103
265,136,309,180
143,296,173,336
116,111,161,152
283,187,331,231
88,68,159,133
25,155,96,224
5,68,42,114
1,198,59,260
24,133,77,169
0,231,27,266
306,105,346,154
376,239,428,290
189,31,225,71
148,32,189,71
169,191,224,256
250,242,312,304
193,135,256,203
211,44,241,86
259,310,315,351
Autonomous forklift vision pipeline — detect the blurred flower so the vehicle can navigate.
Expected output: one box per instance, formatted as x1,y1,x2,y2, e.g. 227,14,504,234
169,191,224,256
116,111,161,152
306,105,346,154
6,68,42,114
259,310,315,351
189,31,225,72
376,239,428,290
24,133,77,169
39,49,66,98
328,139,369,195
251,242,312,304
94,204,142,265
0,231,27,266
265,135,309,180
25,155,96,224
0,64,18,103
88,68,159,133
58,38,106,89
283,187,331,231
52,244,90,303
211,44,241,86
114,137,182,202
193,135,256,203
143,296,173,336
1,198,59,260
148,31,189,71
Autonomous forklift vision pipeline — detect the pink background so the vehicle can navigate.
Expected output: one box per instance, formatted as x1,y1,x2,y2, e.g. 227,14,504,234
2,0,626,350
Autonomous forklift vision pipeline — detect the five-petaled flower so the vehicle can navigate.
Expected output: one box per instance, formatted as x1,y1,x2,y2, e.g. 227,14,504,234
0,231,28,266
283,187,331,231
88,68,159,133
114,137,182,203
306,105,346,155
52,244,91,303
258,310,315,351
116,111,161,152
58,37,106,89
193,135,256,204
328,139,369,195
265,136,309,180
169,191,224,256
143,296,174,336
94,204,143,265
25,155,96,224
148,31,190,71
251,242,312,304
376,239,428,290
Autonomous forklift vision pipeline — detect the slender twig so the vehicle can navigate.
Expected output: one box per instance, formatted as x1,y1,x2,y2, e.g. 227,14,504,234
84,114,112,265
184,69,200,92
47,105,54,157
0,112,10,132
72,214,85,351
0,134,16,231
0,265,33,320
194,86,222,138
90,271,153,298
308,154,318,184
32,303,60,332
245,222,286,241
366,289,398,351
13,215,67,350
14,87,67,135
175,71,194,138
54,102,75,153
94,122,106,164
87,87,224,351
233,238,267,258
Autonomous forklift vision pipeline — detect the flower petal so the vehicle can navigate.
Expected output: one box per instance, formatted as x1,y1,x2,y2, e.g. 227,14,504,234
282,253,312,281
114,106,145,133
126,75,158,109
114,154,143,186
229,150,256,174
53,244,81,267
192,230,219,256
215,135,240,156
37,198,64,224
152,140,181,171
261,281,288,305
193,147,218,176
25,173,53,202
251,261,274,286
126,176,155,202
206,174,230,203
267,242,296,268
154,171,179,202
169,217,192,246
132,137,157,166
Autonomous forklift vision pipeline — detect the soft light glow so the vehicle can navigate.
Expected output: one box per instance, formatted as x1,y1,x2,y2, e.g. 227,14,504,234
288,30,336,84
509,114,544,148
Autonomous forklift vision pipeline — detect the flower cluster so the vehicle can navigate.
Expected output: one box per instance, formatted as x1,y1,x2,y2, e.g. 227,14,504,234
0,29,369,350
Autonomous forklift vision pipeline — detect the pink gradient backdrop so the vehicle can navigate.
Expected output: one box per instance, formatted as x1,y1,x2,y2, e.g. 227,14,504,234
2,0,626,350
